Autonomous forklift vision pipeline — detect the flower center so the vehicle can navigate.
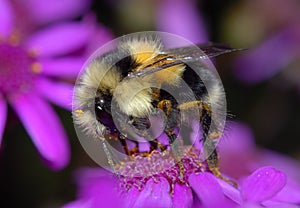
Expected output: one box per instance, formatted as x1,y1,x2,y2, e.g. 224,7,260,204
116,147,208,191
0,42,39,96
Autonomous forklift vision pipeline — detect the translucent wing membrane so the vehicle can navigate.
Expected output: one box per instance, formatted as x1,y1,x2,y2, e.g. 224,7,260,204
128,43,241,78
163,42,241,60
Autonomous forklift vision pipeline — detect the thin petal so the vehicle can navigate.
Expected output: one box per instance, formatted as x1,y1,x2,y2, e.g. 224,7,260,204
262,200,300,208
35,78,73,110
189,172,231,208
0,0,13,38
271,178,300,203
133,177,172,208
156,0,208,46
258,149,300,182
9,92,70,170
85,25,114,57
26,0,92,24
217,178,243,205
80,13,114,57
73,168,122,207
241,166,287,202
39,57,84,78
240,202,267,208
172,183,193,208
0,98,7,145
25,22,94,57
123,187,141,208
74,168,116,198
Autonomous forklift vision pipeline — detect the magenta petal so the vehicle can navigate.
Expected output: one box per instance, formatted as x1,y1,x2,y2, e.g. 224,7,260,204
219,122,255,153
25,22,94,57
84,24,114,56
241,166,287,202
189,172,230,208
218,122,256,179
172,183,193,208
35,78,73,110
26,0,92,24
262,200,300,208
9,92,70,170
0,98,7,145
156,0,208,46
133,177,172,208
271,178,300,203
217,178,243,205
73,168,121,207
258,149,300,182
123,187,141,208
39,57,84,78
0,0,13,38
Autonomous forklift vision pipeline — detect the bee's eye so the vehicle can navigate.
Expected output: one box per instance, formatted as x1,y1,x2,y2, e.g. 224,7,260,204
95,97,105,111
95,96,111,113
95,96,115,130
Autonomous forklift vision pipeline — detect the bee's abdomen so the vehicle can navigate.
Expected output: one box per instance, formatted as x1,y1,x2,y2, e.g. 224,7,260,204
182,65,208,100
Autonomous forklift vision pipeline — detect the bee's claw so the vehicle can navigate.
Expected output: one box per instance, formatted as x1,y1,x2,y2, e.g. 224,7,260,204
209,167,238,188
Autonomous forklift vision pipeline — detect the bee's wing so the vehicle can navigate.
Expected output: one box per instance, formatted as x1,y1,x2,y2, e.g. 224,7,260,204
163,42,240,60
128,43,241,78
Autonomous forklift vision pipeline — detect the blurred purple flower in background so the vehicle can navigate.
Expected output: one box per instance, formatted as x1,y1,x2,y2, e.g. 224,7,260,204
8,0,92,37
234,23,300,85
226,0,300,87
0,0,113,170
64,123,300,208
156,0,208,45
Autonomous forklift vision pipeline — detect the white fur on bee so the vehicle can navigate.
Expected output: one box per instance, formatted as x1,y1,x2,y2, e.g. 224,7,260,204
119,34,163,57
74,109,106,138
113,77,154,118
82,61,121,93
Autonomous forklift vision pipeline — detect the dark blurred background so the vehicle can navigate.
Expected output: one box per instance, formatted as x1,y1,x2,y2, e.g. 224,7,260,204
0,0,299,207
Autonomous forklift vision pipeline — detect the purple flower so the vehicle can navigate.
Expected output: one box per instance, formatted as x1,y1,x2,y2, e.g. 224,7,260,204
234,23,300,84
219,122,300,182
64,123,300,207
9,0,92,31
156,0,208,45
220,122,300,207
227,0,300,86
0,0,112,170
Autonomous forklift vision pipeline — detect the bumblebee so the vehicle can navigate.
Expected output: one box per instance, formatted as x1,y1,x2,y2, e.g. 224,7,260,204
73,32,237,180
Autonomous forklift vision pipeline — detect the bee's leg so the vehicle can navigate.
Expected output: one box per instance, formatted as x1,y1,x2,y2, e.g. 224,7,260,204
149,138,158,150
98,135,119,176
119,134,131,156
165,130,185,181
201,106,237,187
200,103,223,175
130,140,140,155
178,101,220,138
150,139,167,152
178,100,220,150
178,100,236,186
158,99,185,180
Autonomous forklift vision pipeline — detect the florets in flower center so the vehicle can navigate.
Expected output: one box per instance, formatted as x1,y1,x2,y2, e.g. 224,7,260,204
116,147,208,192
0,43,38,95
